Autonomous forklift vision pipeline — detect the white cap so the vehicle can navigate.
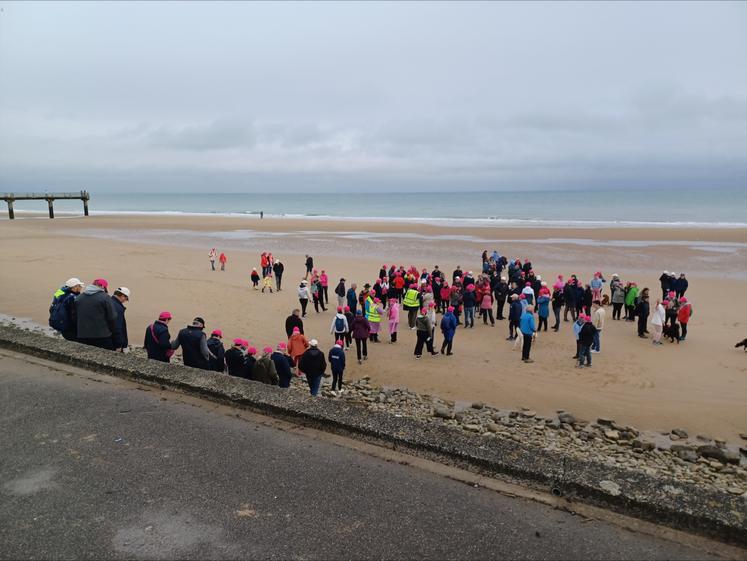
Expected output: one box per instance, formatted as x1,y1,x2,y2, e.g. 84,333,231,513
65,277,84,288
115,286,131,299
536,275,542,280
309,339,318,347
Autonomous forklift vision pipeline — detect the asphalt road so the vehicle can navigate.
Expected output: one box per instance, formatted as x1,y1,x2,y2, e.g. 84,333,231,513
0,351,726,560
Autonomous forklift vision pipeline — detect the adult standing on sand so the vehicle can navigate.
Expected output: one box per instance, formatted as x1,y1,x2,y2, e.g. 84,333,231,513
273,259,284,291
335,278,346,308
414,308,438,359
75,278,117,350
591,300,605,353
678,297,693,341
225,339,246,377
285,309,304,338
650,299,666,345
403,284,421,329
144,311,174,362
636,288,650,338
209,248,217,271
173,317,214,370
305,255,314,279
610,274,624,320
271,343,294,388
320,270,329,305
440,306,457,356
297,279,311,317
346,283,358,315
351,309,370,364
519,304,536,363
111,287,131,352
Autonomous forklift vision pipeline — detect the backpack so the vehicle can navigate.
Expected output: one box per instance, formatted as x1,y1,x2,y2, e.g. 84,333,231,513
334,316,345,332
49,293,71,332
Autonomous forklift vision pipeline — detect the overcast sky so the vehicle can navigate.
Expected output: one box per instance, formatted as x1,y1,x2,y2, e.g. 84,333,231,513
0,1,745,192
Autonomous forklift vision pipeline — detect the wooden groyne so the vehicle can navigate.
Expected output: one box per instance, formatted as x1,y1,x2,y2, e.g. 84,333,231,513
1,191,90,219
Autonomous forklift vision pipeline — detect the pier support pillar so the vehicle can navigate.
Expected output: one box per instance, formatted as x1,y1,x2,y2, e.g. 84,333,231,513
83,198,89,216
47,199,54,219
6,199,14,220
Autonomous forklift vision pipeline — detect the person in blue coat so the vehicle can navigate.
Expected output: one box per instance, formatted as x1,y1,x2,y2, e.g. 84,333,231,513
271,342,294,388
328,340,346,394
519,305,536,363
440,306,458,355
536,293,550,332
346,283,358,315
507,294,522,341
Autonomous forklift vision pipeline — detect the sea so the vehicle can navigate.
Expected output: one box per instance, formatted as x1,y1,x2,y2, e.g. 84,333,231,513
8,187,747,228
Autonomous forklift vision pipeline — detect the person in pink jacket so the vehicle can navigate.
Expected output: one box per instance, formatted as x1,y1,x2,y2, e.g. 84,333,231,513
388,298,400,343
320,270,329,305
480,291,495,326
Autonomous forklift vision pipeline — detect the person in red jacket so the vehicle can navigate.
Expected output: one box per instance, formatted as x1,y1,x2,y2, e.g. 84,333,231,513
219,252,227,271
677,297,693,341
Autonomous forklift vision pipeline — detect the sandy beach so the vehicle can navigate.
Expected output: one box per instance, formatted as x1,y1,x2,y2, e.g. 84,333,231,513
1,214,746,442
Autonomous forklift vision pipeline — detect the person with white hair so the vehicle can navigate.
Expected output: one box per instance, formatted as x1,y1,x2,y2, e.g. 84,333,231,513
111,286,131,352
48,277,85,340
298,339,327,396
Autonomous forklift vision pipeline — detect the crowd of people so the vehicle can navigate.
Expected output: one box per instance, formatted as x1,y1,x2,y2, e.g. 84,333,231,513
47,249,694,397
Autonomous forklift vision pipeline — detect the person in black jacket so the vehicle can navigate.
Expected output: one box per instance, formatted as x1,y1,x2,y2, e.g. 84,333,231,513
271,342,294,388
111,287,130,351
207,330,225,372
334,278,347,308
298,339,326,396
551,286,564,331
75,279,117,349
173,317,214,370
144,312,174,362
242,347,257,379
225,339,246,377
636,289,650,338
328,340,346,394
507,294,522,340
674,273,688,299
285,309,304,338
272,260,284,291
577,316,598,368
493,276,509,320
304,255,314,279
563,280,577,322
659,271,671,301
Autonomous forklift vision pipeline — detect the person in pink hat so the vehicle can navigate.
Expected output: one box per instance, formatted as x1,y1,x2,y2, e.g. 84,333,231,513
75,278,117,350
387,297,400,343
144,311,174,362
253,347,279,385
207,329,225,372
225,338,246,377
271,342,294,388
328,339,346,395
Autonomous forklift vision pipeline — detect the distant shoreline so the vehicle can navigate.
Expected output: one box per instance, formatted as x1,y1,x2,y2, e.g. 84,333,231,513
5,209,747,229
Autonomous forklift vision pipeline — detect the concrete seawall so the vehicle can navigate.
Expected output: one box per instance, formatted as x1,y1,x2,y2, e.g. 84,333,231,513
0,325,744,546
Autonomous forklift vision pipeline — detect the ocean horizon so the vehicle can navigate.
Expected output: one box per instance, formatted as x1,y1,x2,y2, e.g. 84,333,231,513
6,187,747,228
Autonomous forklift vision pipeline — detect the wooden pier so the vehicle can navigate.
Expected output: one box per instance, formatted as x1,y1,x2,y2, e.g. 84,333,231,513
1,191,90,219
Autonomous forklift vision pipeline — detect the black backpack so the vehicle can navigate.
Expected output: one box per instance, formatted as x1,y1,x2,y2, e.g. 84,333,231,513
334,316,345,332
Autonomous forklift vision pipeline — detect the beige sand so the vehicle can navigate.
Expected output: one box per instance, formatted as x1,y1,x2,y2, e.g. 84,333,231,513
1,215,746,442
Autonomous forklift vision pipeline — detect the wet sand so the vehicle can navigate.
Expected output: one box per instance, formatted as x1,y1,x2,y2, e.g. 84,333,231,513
1,214,746,441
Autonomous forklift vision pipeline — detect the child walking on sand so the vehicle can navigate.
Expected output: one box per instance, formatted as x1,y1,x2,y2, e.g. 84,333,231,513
261,272,274,293
250,268,260,289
